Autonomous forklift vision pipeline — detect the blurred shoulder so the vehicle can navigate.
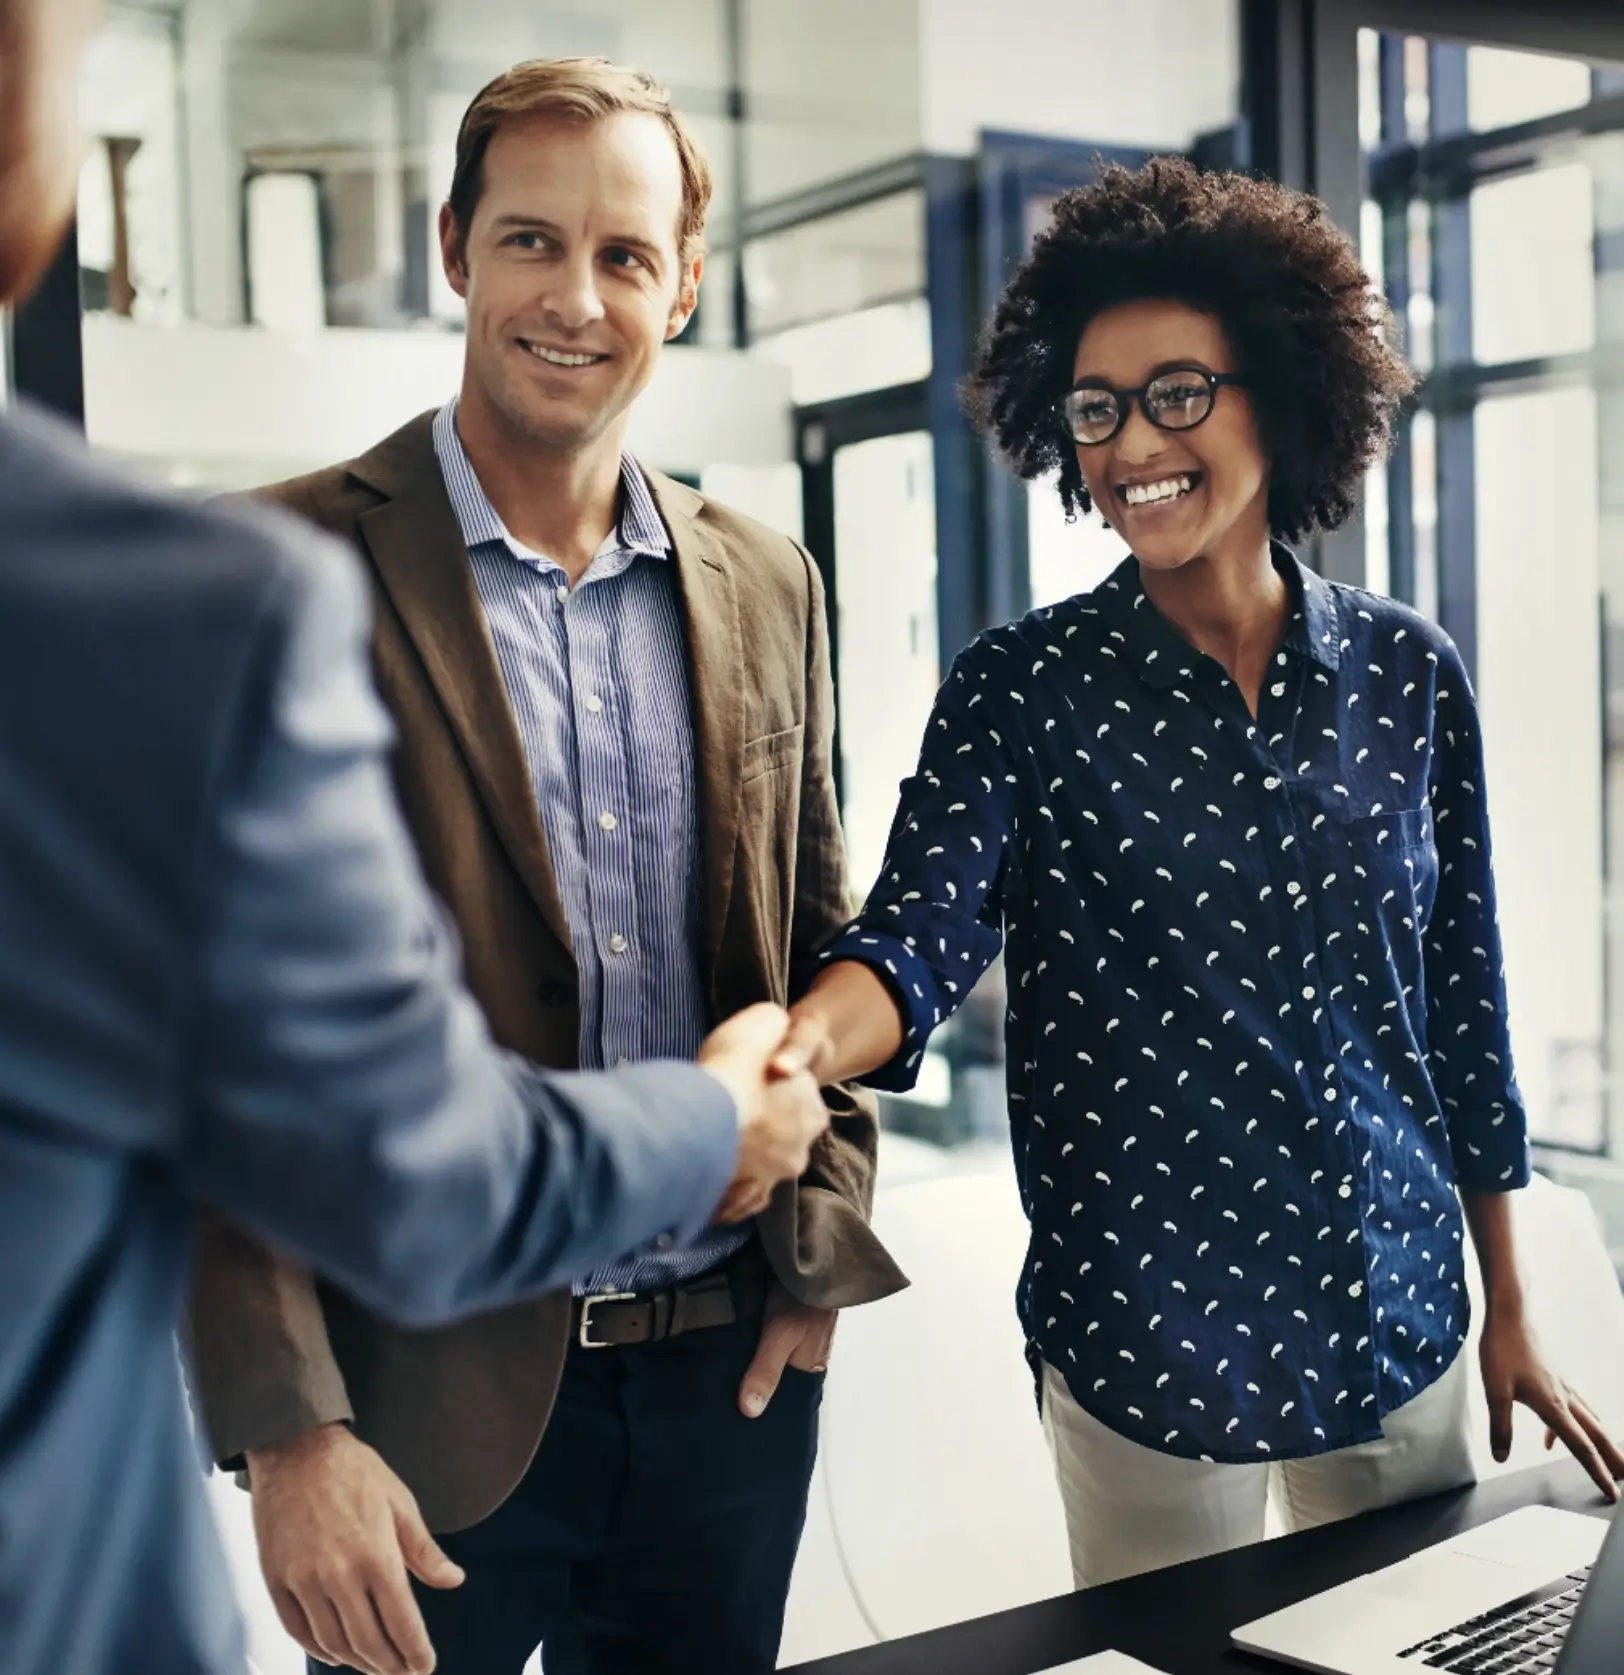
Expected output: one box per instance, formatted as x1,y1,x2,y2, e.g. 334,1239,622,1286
0,402,367,656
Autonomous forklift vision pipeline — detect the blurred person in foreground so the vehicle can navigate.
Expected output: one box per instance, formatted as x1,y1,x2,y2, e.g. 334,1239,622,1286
0,5,831,1673
777,159,1624,1586
184,55,904,1675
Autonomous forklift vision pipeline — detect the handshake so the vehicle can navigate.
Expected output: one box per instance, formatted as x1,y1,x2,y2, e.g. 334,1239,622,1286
696,1002,833,1223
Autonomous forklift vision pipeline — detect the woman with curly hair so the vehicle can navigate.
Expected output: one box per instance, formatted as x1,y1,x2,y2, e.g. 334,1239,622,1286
777,158,1623,1582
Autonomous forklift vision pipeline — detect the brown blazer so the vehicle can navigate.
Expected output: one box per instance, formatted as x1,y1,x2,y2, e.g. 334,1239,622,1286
183,411,906,1533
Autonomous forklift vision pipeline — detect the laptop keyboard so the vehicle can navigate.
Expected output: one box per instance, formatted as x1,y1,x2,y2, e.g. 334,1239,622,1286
1397,1568,1590,1673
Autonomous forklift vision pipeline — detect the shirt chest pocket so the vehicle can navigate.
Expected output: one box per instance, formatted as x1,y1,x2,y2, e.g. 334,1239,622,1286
1331,806,1439,928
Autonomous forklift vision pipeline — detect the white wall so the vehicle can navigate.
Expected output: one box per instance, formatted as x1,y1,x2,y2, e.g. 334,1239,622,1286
1027,481,1128,609
754,297,932,406
82,318,793,488
918,0,1239,155
180,0,244,325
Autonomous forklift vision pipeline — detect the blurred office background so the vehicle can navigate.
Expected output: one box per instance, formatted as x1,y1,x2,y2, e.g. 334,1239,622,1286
6,2,1624,1657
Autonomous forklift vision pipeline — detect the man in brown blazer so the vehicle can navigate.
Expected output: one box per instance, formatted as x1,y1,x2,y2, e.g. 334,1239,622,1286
185,56,904,1675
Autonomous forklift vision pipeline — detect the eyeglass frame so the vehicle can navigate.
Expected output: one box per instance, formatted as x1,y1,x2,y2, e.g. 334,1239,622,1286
1056,365,1249,446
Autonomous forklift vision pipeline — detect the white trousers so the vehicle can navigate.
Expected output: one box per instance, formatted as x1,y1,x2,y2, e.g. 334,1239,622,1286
1040,1354,1476,1588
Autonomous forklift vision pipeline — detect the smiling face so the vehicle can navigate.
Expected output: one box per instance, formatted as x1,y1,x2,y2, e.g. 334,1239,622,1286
440,108,701,456
1070,298,1271,575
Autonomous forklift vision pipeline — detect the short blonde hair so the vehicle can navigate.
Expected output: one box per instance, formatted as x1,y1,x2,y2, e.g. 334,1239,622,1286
448,57,712,268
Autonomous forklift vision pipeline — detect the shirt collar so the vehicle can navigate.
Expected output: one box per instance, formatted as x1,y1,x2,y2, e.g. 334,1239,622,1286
1093,543,1340,689
1289,552,1341,671
431,398,671,565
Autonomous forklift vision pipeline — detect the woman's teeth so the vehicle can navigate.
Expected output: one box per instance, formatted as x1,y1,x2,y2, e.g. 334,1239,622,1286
1121,475,1195,506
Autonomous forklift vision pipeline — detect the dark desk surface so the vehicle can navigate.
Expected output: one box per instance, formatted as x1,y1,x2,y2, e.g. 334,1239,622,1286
785,1460,1616,1675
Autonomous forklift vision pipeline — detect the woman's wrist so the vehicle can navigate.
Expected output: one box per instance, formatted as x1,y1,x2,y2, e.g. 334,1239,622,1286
781,1002,837,1084
1482,1281,1529,1328
785,961,903,1086
1461,1186,1529,1328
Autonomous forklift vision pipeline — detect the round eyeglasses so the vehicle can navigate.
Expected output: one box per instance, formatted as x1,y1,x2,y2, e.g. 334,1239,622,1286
1057,366,1248,446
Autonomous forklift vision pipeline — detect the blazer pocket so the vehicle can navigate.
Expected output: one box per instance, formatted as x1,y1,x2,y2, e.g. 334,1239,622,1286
742,723,804,783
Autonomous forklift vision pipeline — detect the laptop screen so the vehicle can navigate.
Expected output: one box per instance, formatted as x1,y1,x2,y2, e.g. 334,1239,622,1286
1558,1507,1624,1673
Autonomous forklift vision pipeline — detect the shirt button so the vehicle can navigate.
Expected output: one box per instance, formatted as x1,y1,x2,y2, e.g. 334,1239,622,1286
655,1233,674,1251
1348,1281,1364,1298
608,934,629,954
598,810,618,831
1324,1087,1337,1101
1302,986,1314,1000
586,694,604,714
555,585,569,603
1264,776,1281,790
1286,881,1301,897
1338,1184,1353,1199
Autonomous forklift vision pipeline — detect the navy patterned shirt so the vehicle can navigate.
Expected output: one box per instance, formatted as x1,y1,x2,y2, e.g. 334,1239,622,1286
820,551,1529,1462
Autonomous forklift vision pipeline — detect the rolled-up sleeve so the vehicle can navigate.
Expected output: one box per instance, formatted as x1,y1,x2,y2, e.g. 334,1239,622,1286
1423,640,1530,1192
817,646,1014,1091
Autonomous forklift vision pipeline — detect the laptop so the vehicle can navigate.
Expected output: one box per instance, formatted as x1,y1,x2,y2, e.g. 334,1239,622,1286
1231,1503,1623,1675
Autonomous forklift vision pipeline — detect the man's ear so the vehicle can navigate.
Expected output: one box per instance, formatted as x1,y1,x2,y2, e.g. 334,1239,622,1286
438,201,471,301
666,251,705,341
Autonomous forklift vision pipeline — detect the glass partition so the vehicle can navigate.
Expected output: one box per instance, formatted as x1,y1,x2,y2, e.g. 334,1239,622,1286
1360,28,1624,1244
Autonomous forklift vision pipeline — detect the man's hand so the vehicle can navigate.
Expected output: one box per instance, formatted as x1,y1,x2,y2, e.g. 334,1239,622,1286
245,1423,464,1675
1479,1305,1624,1502
739,1285,837,1418
699,1004,829,1225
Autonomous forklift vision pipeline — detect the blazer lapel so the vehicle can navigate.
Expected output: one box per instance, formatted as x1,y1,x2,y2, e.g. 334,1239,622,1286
649,472,745,999
349,419,573,957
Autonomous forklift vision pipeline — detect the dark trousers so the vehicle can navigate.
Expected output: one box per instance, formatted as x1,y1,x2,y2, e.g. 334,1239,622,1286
323,1300,822,1675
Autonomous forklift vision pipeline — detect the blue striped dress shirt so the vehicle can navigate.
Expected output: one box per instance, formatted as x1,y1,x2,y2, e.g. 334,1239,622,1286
433,400,748,1294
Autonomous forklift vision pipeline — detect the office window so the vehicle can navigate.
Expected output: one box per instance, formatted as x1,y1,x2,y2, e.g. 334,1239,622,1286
1467,45,1595,133
1360,33,1624,1193
747,188,927,355
739,0,920,204
830,430,939,894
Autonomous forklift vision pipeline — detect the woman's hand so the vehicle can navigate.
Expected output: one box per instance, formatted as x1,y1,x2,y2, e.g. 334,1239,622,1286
772,963,903,1088
1478,1304,1624,1502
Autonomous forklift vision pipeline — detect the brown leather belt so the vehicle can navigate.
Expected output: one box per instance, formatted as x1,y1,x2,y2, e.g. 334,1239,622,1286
571,1248,770,1351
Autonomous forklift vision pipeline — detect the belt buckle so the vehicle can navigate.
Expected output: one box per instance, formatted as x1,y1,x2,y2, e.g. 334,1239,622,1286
578,1290,637,1349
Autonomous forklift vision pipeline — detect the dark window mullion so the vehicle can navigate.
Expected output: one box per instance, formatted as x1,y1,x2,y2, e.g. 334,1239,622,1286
1428,43,1479,680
